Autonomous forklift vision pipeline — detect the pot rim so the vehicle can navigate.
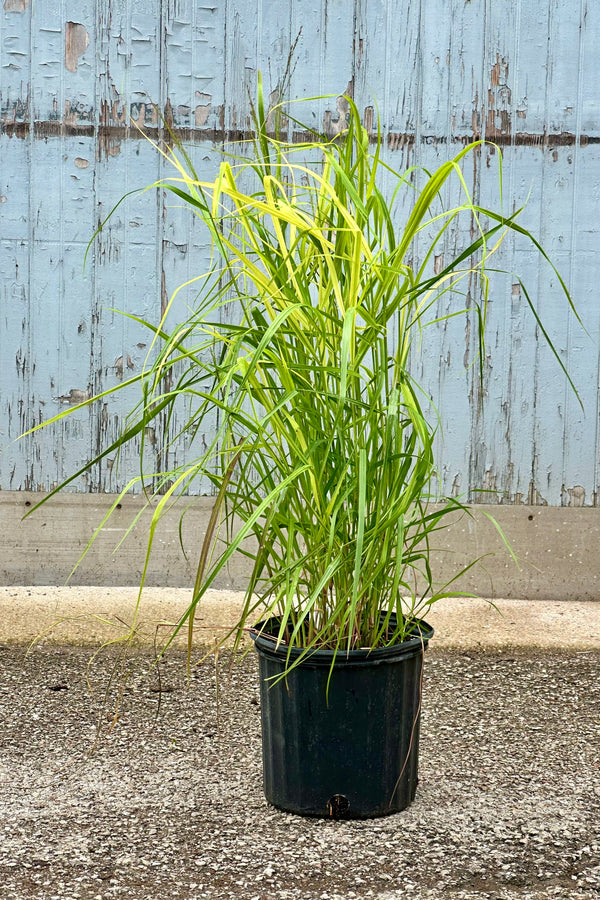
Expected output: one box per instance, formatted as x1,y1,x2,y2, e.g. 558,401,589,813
250,616,433,666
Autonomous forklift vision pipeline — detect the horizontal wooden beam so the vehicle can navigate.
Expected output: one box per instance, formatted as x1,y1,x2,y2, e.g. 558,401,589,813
2,118,599,149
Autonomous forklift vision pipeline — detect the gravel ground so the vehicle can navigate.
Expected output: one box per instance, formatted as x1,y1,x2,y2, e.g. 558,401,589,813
1,642,599,900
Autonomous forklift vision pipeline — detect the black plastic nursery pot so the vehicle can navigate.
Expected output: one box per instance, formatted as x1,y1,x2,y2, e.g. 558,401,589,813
251,619,433,819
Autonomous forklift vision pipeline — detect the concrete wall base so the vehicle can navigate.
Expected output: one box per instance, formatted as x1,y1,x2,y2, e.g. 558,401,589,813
1,491,599,601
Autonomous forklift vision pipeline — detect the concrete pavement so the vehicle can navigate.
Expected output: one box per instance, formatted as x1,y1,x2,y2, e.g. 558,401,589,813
1,585,599,651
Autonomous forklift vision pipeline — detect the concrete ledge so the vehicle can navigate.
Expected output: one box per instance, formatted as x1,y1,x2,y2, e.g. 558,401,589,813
0,492,249,591
3,491,600,601
1,586,599,651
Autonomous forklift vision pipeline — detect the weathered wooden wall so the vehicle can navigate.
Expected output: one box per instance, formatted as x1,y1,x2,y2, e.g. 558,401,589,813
1,0,598,506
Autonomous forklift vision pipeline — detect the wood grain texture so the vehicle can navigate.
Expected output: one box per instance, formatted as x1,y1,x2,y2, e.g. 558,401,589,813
0,0,598,506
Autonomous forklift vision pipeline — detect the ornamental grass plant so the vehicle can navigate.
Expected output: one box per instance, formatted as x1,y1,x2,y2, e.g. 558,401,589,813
25,81,578,670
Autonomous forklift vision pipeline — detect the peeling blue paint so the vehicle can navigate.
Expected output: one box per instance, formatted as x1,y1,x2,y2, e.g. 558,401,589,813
0,0,599,505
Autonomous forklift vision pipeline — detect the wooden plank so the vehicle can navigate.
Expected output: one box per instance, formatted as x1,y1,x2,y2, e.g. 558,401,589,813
158,2,226,493
416,1,487,500
526,0,591,506
0,240,30,489
289,0,355,130
579,0,600,137
557,4,600,505
29,1,95,127
0,0,32,132
510,0,551,137
90,137,161,493
0,0,33,489
161,0,225,133
92,2,162,493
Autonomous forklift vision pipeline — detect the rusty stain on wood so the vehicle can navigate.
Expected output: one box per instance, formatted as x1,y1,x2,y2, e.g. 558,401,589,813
194,97,212,127
566,485,586,507
486,54,512,140
160,269,169,320
114,355,134,381
528,484,548,507
58,388,92,405
65,22,90,73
